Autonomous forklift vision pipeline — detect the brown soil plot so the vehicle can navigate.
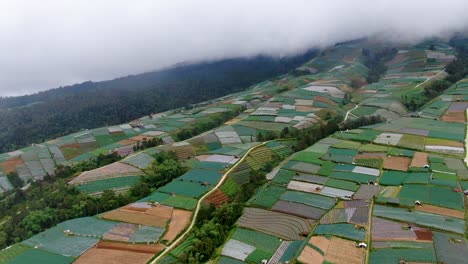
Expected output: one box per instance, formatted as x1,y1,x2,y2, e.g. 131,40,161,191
101,208,169,227
383,156,411,171
325,236,365,264
442,111,465,123
74,248,154,264
309,236,330,253
297,245,324,264
118,139,138,146
0,157,24,174
410,152,429,168
205,189,230,206
162,209,192,243
415,204,465,219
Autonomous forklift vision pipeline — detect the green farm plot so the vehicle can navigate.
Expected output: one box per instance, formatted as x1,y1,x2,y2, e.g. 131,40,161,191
332,140,361,150
177,169,222,185
196,161,229,171
122,153,154,169
237,121,290,132
333,164,355,172
355,158,383,169
161,195,197,210
291,151,323,163
249,184,286,208
373,205,465,234
321,153,354,164
158,180,211,198
328,148,358,157
388,148,414,157
70,152,95,163
233,125,257,137
317,161,336,176
94,135,117,147
287,162,322,174
329,171,376,184
245,115,276,122
221,178,241,198
207,142,222,151
76,176,141,194
325,178,359,191
272,169,295,186
137,191,171,203
369,248,437,264
0,244,31,264
334,130,380,142
379,171,419,186
313,224,366,241
305,143,331,154
351,106,379,116
246,249,272,263
279,240,303,263
430,172,459,188
398,184,464,210
358,144,389,152
398,134,426,150
218,257,245,264
231,228,282,257
7,249,74,264
57,217,118,237
280,190,336,209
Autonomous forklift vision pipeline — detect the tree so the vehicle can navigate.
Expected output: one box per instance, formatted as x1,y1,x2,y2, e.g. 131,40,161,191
21,208,57,235
6,172,23,189
129,181,151,198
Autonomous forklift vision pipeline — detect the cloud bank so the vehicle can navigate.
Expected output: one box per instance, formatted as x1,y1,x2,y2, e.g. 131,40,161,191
1,0,468,96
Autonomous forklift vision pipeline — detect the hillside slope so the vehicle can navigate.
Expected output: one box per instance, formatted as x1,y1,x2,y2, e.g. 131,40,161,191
0,50,317,153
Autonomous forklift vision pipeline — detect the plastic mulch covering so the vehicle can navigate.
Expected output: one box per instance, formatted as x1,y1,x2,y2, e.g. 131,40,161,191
122,153,155,169
158,180,211,198
57,217,118,237
177,169,222,185
130,226,165,242
137,191,171,203
22,227,99,257
313,223,366,241
76,176,141,194
280,190,336,209
433,231,468,264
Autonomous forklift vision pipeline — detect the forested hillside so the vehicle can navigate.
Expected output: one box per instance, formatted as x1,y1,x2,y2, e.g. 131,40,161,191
0,51,317,152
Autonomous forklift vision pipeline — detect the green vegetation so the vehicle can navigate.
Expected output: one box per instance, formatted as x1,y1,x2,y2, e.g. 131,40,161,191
175,162,275,263
403,48,468,110
0,52,318,153
0,151,186,249
362,47,398,83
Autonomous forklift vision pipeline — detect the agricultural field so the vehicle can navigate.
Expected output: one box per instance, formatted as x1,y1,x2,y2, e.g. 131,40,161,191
4,39,468,264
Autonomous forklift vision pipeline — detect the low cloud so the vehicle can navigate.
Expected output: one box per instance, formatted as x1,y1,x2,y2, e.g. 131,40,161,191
1,0,468,96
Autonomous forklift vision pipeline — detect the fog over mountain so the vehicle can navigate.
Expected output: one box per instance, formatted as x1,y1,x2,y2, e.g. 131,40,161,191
1,0,468,96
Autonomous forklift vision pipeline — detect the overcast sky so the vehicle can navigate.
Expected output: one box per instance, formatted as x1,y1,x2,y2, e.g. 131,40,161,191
1,0,468,96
